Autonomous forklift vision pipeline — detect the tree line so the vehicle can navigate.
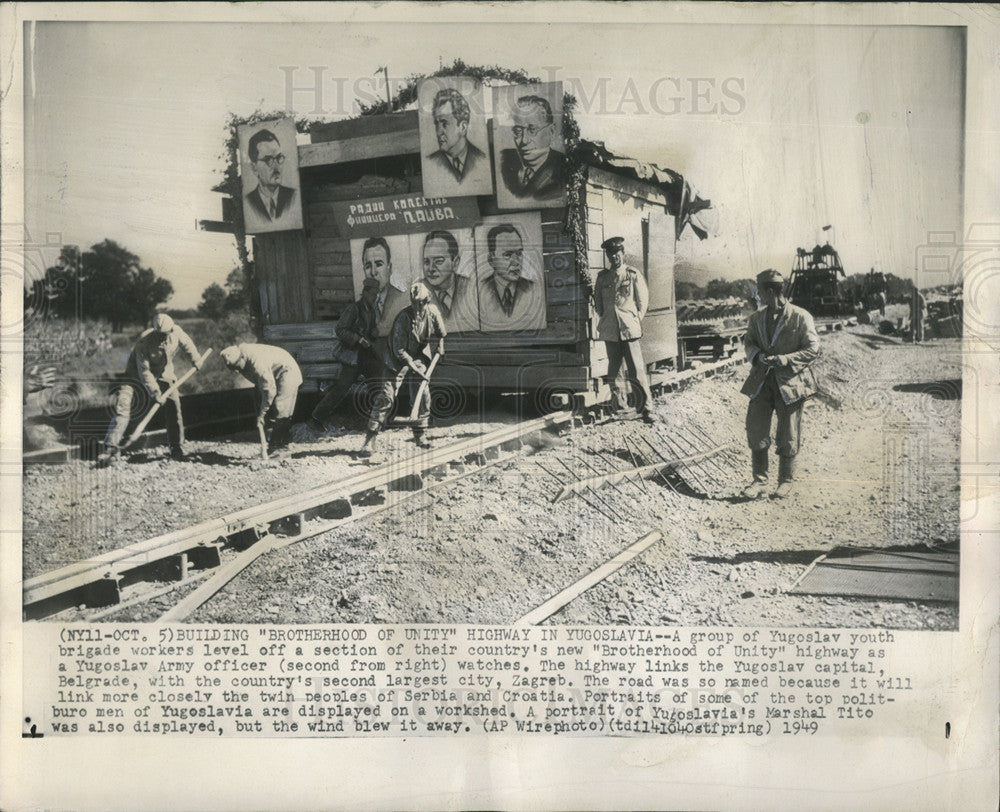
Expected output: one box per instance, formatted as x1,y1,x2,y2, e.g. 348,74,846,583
25,240,173,332
24,239,250,330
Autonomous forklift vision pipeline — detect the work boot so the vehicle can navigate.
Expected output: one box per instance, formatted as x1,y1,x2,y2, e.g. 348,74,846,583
306,416,325,433
269,417,293,452
169,446,187,461
773,455,796,499
96,445,121,467
641,410,656,425
357,429,378,458
741,449,769,499
413,430,431,450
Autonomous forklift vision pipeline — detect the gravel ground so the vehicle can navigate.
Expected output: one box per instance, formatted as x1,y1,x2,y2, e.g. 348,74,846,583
23,323,961,629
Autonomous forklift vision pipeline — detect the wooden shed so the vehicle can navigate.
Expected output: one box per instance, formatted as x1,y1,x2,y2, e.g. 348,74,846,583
224,110,708,408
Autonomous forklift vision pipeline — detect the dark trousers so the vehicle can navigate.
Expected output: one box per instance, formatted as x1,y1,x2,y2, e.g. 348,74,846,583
745,373,803,457
105,379,183,451
605,339,653,415
367,366,430,433
312,350,381,423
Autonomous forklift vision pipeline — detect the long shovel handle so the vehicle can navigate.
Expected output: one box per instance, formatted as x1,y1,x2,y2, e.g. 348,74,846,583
121,348,213,449
257,421,268,460
407,353,440,421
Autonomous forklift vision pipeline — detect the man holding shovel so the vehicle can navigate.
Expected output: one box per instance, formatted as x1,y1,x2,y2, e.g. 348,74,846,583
358,282,446,458
221,343,303,457
102,313,203,462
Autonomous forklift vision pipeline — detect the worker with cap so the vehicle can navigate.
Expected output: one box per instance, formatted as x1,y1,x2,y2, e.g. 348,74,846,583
358,282,446,458
221,343,303,455
740,269,820,499
593,236,655,423
307,275,382,432
102,313,202,461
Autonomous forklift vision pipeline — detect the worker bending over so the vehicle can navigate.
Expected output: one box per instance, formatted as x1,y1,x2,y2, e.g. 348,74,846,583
221,343,303,456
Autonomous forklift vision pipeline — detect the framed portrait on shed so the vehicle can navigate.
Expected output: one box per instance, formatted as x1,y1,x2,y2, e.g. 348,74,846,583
349,234,413,339
407,227,480,334
417,77,493,198
473,213,546,332
492,81,567,209
237,117,303,234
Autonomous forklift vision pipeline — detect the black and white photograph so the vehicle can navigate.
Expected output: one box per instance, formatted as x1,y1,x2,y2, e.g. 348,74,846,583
406,226,479,333
237,117,303,233
2,3,997,811
492,81,568,209
417,76,493,198
473,213,547,332
349,233,412,339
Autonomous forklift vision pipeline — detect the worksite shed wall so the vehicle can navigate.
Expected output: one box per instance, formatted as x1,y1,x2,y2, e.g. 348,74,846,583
252,111,679,401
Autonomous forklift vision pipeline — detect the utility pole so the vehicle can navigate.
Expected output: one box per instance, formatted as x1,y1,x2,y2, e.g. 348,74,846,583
376,66,390,108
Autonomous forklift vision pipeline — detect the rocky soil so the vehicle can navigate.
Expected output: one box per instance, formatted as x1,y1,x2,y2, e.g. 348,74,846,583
23,323,962,629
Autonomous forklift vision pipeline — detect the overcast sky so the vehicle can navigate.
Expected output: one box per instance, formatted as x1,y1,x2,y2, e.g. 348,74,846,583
24,18,964,308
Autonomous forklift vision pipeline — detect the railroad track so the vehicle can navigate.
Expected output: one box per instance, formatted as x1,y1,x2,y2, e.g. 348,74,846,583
23,354,752,622
22,411,575,621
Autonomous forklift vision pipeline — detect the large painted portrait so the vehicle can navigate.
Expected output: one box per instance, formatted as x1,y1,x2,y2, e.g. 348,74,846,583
492,82,567,209
349,234,412,339
473,213,546,332
237,117,303,233
407,227,479,334
417,77,493,198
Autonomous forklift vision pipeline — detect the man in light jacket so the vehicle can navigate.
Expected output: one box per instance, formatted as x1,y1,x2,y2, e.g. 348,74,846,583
221,343,303,455
103,313,202,461
740,269,820,499
593,236,655,424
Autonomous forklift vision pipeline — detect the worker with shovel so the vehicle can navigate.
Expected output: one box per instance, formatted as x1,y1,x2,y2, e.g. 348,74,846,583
101,313,204,463
358,282,446,458
220,343,303,457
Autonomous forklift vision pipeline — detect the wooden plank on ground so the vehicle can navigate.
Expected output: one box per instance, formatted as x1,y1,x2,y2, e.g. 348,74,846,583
516,531,664,625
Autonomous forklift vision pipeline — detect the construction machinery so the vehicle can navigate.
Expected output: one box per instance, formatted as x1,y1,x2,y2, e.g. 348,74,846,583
786,243,851,317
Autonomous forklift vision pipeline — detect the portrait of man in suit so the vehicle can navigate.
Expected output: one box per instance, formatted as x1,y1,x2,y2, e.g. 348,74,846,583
428,88,486,183
240,120,302,233
419,229,477,333
496,93,567,208
476,223,545,332
418,79,493,197
361,236,407,341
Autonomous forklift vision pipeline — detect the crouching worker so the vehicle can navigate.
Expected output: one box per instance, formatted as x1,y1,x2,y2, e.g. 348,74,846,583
103,313,202,461
740,269,820,499
358,282,446,458
307,275,381,432
221,343,303,455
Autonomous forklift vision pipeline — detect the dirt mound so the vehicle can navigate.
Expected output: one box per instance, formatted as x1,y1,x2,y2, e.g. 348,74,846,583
23,324,961,630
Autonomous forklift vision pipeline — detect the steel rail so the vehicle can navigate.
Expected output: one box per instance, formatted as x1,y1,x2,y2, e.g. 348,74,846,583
156,448,517,623
23,410,573,613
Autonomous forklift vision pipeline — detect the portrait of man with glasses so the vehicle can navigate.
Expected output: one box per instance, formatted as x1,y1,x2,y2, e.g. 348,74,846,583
494,84,567,209
240,119,302,233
